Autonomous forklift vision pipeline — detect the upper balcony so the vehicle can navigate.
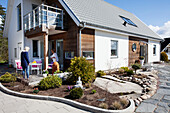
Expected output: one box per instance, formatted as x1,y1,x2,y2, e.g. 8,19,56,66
24,4,66,37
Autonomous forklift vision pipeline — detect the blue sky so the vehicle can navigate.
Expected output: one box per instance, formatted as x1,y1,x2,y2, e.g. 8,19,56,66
1,0,170,37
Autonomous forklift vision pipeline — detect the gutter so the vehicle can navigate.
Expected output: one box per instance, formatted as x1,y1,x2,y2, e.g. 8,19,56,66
79,22,86,57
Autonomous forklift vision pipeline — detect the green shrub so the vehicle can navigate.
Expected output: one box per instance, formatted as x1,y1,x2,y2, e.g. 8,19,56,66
161,52,168,62
120,67,129,72
54,70,63,74
127,69,134,75
99,103,108,109
69,88,83,99
67,57,95,84
96,70,106,77
0,72,16,83
91,89,97,94
119,68,125,74
139,56,144,60
132,63,141,74
38,75,62,90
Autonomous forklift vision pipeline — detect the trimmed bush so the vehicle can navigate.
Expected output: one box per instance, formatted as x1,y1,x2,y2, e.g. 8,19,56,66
0,72,16,83
120,67,129,72
110,101,122,110
132,63,141,74
99,103,108,109
161,52,168,62
38,75,62,90
67,57,95,84
139,56,144,60
119,68,125,74
127,69,134,75
69,88,83,99
96,70,106,77
91,89,97,94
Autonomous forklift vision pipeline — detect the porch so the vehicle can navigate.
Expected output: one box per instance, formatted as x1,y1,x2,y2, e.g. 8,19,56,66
23,4,67,70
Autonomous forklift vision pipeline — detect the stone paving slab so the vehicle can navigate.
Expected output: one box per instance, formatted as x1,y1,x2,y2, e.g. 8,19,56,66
136,63,170,113
0,91,90,113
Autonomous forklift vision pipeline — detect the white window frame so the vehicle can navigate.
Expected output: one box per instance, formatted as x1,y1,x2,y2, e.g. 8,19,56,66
153,45,156,56
111,40,118,58
82,51,94,60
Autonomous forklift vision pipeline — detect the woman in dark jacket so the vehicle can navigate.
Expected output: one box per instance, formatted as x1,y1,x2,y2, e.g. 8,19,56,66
21,47,30,80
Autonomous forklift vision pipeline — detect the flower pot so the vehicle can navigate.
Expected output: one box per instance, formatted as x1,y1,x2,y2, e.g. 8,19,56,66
140,59,144,66
43,74,47,78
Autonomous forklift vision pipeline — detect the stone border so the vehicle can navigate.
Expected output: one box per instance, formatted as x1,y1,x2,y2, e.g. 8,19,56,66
0,83,135,113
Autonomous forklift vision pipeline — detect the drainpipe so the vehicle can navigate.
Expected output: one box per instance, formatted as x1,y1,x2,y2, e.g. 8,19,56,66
79,22,86,57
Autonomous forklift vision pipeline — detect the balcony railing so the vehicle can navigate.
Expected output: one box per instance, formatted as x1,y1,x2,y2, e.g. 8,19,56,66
24,4,64,31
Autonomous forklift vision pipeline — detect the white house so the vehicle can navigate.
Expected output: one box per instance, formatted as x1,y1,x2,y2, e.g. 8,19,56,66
3,0,163,71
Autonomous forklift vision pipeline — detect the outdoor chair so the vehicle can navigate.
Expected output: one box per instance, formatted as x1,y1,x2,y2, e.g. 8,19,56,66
30,59,42,75
15,60,23,73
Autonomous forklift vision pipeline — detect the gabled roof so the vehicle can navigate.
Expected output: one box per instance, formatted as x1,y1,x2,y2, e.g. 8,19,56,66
161,37,170,51
60,0,162,40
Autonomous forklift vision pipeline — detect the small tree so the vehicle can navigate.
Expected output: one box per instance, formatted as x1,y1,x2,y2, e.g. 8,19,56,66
161,52,168,62
67,57,95,84
132,63,141,74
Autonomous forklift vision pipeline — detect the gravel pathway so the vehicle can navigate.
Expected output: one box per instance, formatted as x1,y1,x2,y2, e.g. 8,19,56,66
136,63,170,113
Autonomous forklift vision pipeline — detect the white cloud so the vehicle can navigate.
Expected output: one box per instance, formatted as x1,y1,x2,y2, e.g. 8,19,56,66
148,21,170,38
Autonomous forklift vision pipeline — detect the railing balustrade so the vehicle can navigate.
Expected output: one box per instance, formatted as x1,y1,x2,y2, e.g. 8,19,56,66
24,4,64,31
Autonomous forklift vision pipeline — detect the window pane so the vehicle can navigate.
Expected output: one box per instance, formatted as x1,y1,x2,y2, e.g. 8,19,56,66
153,45,156,55
33,40,38,57
83,52,94,59
17,4,22,31
111,41,118,56
65,52,74,59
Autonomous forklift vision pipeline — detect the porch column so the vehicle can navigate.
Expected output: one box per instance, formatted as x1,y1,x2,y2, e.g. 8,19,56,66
44,34,48,70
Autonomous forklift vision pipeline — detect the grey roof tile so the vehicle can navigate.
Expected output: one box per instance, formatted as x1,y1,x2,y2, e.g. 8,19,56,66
63,0,162,40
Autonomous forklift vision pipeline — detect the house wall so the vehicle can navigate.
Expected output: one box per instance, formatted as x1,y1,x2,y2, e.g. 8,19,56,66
8,0,24,66
23,0,42,62
148,40,161,63
129,36,148,65
95,30,129,71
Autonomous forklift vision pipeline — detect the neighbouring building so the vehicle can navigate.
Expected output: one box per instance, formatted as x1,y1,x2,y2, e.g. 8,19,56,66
3,0,163,71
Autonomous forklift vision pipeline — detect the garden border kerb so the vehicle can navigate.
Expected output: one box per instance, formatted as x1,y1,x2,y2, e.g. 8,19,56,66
0,83,135,113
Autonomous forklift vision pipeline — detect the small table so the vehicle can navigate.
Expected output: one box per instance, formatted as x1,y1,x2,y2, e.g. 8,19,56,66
30,63,42,75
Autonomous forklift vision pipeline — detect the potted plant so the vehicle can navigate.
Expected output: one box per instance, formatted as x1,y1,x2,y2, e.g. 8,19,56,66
42,70,49,78
139,56,145,66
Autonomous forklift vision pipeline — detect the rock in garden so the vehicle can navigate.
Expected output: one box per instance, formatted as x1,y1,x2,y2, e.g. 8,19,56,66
137,97,143,102
141,95,148,100
135,99,140,106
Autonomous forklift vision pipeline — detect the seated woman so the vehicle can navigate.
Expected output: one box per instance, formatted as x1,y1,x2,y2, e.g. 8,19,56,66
50,49,60,75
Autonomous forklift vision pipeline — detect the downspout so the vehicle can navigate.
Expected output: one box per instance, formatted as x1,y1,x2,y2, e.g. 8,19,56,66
79,22,86,57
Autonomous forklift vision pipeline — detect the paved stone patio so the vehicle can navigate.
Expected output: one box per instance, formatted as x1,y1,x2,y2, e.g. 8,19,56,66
136,63,170,113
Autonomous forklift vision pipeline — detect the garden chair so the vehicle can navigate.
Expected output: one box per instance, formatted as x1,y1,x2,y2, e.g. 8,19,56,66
15,60,23,73
30,59,42,75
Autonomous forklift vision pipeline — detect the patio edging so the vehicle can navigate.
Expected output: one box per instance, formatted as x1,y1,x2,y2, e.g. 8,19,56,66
0,83,135,113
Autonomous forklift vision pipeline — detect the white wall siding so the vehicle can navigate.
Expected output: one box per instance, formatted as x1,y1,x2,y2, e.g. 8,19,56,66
8,0,24,66
148,40,161,63
95,30,129,71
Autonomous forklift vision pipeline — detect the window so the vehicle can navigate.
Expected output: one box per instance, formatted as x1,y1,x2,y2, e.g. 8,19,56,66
153,45,156,55
17,4,22,31
120,16,137,27
111,40,118,57
33,40,38,57
14,48,17,58
65,52,74,59
83,51,94,60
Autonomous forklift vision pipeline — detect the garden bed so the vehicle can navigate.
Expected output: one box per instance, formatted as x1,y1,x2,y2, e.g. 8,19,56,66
2,81,130,110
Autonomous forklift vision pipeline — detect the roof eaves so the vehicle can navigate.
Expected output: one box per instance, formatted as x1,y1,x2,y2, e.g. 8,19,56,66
85,22,163,41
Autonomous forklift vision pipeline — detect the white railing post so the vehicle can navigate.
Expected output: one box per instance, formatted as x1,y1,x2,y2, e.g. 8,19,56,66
47,6,49,28
33,10,36,29
28,13,31,31
39,6,41,27
61,10,64,29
